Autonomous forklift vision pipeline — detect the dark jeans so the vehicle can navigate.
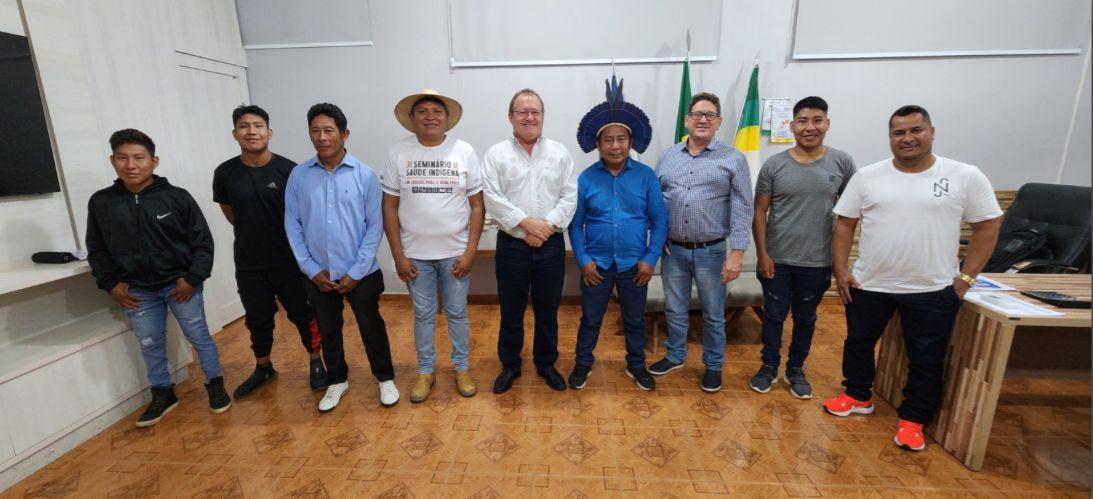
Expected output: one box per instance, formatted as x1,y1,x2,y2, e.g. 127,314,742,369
757,263,832,369
842,286,962,424
575,263,648,370
496,231,565,371
236,266,320,358
304,269,394,384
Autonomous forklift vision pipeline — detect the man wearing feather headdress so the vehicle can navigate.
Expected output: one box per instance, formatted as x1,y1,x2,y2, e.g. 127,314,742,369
567,76,668,391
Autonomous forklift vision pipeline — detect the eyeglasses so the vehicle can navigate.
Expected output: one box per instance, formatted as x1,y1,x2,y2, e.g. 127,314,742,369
687,111,721,121
512,109,542,118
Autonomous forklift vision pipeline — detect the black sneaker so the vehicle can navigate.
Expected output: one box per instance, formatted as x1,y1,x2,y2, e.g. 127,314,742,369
309,358,328,392
492,368,521,394
568,364,592,390
205,376,232,414
701,369,722,393
750,364,778,393
783,367,813,399
625,366,656,391
648,358,684,376
537,366,567,391
136,386,179,427
233,363,277,399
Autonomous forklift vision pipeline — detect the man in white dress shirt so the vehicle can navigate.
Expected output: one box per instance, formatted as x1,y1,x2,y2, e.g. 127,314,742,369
483,89,578,393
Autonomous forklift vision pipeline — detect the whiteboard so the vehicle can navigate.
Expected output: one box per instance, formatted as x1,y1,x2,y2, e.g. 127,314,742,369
236,0,373,50
792,0,1089,60
448,0,721,67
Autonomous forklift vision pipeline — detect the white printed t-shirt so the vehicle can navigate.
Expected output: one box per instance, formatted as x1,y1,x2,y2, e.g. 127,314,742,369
832,156,1002,294
381,136,483,260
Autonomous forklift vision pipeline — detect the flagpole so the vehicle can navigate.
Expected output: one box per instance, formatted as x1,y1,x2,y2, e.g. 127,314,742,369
686,30,691,61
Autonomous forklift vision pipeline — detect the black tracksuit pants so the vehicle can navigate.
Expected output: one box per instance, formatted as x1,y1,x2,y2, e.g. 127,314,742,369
236,266,320,359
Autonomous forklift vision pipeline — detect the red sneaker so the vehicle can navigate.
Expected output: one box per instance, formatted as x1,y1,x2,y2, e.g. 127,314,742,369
894,419,926,451
822,392,875,417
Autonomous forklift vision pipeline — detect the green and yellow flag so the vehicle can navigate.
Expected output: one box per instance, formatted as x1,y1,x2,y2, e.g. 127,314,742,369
733,64,761,175
674,56,691,144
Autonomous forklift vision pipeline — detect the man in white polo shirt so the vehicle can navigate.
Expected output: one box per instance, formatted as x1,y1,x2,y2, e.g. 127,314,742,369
823,105,1002,452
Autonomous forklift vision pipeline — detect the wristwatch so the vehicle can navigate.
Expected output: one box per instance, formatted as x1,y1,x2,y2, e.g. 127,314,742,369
955,273,976,286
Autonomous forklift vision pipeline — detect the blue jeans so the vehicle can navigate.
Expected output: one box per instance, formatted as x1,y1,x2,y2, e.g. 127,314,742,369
757,263,832,369
407,256,470,373
661,241,727,370
124,283,222,388
843,286,962,424
575,264,648,370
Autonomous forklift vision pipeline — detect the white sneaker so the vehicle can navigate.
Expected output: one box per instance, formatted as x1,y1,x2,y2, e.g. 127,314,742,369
379,380,399,407
318,381,349,413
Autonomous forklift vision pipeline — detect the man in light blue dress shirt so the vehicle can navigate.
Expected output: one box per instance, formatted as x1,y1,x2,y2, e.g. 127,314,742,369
650,92,753,393
285,103,398,413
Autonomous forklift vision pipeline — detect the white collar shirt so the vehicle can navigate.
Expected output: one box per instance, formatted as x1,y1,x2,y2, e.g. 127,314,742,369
482,136,578,240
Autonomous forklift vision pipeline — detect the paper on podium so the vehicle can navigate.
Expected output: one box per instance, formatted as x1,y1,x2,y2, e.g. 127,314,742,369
969,276,1015,292
964,291,1064,317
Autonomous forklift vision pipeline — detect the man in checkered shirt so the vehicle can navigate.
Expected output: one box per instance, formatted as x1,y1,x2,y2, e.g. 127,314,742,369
649,92,754,393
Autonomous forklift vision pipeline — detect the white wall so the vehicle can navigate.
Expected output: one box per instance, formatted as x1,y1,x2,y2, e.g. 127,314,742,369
243,0,1092,295
0,0,247,487
0,0,77,266
1059,39,1092,187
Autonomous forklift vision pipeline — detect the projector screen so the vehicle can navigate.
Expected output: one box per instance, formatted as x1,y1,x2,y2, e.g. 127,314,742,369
448,0,722,67
792,0,1089,60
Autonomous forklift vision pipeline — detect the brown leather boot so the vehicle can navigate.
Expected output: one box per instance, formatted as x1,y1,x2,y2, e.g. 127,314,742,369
410,373,435,403
455,370,477,397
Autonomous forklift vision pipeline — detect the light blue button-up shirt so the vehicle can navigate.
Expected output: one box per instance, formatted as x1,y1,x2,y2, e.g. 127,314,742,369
655,139,753,249
569,158,668,272
284,151,382,280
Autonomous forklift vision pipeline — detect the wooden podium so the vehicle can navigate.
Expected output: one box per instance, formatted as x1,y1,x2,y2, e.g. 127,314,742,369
874,274,1091,471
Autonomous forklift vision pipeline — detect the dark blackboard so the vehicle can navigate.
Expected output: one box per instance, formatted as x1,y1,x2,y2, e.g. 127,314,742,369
0,31,60,196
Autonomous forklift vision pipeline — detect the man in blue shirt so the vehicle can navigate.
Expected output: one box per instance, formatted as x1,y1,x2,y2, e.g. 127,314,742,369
285,103,398,413
568,77,668,391
650,92,754,393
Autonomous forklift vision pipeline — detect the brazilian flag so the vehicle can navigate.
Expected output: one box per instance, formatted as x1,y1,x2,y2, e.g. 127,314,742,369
674,56,691,144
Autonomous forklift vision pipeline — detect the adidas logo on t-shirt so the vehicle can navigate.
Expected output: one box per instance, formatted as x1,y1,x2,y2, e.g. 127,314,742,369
266,181,277,189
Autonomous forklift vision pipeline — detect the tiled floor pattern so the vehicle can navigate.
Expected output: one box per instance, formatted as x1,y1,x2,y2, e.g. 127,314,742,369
4,300,1090,498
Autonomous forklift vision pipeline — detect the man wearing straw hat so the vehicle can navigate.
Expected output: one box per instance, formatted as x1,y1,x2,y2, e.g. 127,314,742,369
382,89,485,403
568,76,668,392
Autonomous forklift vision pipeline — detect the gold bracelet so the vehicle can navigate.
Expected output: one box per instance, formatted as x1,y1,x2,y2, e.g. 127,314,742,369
955,273,976,286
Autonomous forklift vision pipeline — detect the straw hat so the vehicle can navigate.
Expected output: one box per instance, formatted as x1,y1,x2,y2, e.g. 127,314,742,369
393,89,463,133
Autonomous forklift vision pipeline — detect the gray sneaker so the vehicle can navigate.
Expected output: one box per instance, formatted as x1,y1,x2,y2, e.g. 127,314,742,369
749,364,778,393
783,367,813,399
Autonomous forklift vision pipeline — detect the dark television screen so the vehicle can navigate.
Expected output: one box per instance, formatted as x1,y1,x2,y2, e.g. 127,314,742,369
0,30,60,197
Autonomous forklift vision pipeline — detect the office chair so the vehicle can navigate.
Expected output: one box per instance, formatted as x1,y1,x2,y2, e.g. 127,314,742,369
985,183,1091,273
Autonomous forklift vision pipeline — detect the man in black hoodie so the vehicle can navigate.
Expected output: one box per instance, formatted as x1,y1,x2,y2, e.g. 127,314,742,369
86,128,231,427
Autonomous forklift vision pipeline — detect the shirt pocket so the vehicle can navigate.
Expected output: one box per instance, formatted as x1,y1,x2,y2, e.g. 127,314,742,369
617,182,647,216
338,172,362,206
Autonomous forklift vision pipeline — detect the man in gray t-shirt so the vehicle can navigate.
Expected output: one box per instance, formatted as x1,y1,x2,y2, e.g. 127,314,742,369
749,96,856,399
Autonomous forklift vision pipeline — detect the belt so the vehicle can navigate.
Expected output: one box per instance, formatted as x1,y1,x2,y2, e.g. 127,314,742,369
669,239,723,249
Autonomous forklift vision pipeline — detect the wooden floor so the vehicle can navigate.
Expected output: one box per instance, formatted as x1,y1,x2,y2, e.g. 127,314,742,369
4,300,1090,498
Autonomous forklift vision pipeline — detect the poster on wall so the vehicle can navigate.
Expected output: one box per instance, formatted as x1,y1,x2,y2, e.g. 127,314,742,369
762,98,794,144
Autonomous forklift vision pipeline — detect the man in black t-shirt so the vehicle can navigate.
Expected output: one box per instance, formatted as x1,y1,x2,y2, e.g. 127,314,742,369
212,105,325,398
